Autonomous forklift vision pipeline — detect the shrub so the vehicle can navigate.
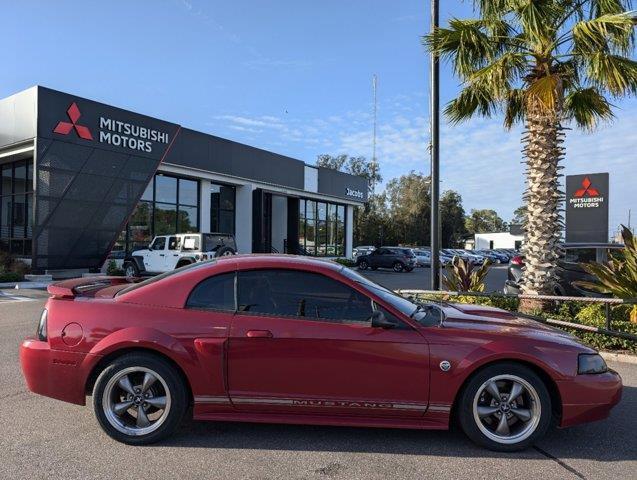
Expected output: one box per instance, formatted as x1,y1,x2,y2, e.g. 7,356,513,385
442,256,491,292
332,258,356,268
106,260,125,276
0,271,23,283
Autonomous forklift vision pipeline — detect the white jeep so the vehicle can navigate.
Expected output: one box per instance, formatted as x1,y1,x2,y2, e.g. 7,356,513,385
122,233,237,277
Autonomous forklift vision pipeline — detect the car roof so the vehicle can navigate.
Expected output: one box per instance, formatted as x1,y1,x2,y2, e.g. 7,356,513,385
229,254,343,272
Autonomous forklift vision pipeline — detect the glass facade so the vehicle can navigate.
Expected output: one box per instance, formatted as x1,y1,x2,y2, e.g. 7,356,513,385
0,160,33,256
210,184,236,234
116,173,199,253
298,198,345,256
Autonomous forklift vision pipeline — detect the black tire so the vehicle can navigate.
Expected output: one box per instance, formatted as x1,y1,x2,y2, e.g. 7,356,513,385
457,362,552,452
215,246,236,257
392,262,403,273
93,353,188,445
358,260,369,270
123,261,139,278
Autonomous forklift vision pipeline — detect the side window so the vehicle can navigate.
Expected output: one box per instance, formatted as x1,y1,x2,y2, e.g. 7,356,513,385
168,236,181,250
237,269,373,323
186,272,236,311
182,235,200,251
151,237,166,250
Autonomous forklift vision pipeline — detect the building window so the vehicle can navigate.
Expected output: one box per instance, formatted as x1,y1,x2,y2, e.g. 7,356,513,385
118,173,200,253
298,198,345,257
0,160,33,256
210,184,235,234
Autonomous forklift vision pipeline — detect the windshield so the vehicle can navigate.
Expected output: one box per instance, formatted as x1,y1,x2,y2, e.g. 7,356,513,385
339,266,442,326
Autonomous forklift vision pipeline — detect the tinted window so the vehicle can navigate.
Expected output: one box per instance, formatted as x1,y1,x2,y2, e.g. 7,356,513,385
237,269,373,323
187,272,235,311
151,236,166,250
168,236,180,250
564,248,596,263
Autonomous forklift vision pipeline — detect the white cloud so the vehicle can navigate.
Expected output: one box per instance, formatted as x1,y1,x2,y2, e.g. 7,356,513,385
204,94,637,234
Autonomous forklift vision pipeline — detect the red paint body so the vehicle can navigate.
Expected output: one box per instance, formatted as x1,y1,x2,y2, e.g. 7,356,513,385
20,256,622,431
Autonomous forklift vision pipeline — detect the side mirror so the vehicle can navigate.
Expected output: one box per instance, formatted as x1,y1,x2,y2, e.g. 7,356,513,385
371,310,398,329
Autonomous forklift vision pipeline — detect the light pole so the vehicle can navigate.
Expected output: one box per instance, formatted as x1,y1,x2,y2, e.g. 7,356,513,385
430,0,441,290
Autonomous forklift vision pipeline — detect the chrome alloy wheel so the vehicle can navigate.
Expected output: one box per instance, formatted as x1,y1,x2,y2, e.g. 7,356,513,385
472,374,541,445
102,366,172,437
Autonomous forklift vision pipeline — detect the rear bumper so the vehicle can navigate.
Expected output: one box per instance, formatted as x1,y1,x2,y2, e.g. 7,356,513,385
20,338,95,405
558,369,623,428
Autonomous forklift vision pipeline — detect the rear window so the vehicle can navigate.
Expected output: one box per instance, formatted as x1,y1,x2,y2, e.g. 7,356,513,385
116,260,216,296
203,234,236,252
186,272,235,311
564,248,596,264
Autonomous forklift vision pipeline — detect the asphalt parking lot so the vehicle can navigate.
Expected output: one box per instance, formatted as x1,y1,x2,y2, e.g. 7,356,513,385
2,289,636,480
359,264,509,292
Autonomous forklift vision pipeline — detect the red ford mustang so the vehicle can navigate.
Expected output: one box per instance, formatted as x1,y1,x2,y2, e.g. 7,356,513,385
20,255,622,451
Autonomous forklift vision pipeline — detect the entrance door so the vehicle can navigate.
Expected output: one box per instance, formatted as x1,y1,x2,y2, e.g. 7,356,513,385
227,268,430,417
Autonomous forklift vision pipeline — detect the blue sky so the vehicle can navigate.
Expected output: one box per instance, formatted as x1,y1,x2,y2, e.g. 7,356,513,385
1,1,635,235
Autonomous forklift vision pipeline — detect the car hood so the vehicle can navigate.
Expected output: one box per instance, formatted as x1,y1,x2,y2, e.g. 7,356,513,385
439,303,594,350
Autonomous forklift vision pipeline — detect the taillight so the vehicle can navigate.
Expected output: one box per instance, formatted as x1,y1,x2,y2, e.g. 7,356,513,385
511,255,524,265
37,309,48,341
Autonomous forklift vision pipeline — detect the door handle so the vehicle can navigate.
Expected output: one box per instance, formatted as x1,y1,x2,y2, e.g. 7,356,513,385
246,330,273,338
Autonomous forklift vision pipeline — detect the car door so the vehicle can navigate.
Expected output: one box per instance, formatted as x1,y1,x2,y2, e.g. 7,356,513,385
164,236,181,270
145,236,167,272
227,268,430,417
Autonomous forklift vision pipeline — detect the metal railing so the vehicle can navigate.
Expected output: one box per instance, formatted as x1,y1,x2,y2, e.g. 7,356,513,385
395,289,637,343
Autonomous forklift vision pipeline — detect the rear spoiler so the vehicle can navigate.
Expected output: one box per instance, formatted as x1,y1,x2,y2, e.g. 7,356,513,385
47,277,136,298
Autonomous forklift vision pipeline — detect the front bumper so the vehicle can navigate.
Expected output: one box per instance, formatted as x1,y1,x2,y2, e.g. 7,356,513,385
558,369,623,428
20,338,94,406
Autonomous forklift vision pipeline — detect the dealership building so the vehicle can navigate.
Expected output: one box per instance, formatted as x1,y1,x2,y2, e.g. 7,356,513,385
0,86,368,273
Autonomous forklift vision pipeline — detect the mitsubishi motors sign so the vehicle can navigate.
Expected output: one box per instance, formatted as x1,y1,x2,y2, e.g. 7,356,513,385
565,173,609,242
38,87,178,161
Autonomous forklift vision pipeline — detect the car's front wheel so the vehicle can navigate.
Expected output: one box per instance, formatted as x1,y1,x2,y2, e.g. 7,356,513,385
93,353,187,445
457,362,551,452
123,262,139,278
392,262,403,272
358,260,369,270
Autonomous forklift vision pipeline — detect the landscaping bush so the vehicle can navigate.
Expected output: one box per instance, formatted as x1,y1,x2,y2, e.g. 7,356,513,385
332,258,356,268
0,271,23,283
106,260,125,276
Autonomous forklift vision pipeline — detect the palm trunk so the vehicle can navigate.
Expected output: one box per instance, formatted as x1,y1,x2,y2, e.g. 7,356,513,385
519,100,564,313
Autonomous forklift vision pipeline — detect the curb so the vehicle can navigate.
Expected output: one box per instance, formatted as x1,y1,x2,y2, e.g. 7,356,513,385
600,351,637,365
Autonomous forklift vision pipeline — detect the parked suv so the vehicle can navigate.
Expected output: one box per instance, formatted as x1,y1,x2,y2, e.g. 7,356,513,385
123,233,237,277
504,243,623,296
355,247,416,272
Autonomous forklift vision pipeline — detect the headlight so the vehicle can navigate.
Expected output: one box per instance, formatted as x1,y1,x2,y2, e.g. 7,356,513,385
37,309,48,341
578,353,607,374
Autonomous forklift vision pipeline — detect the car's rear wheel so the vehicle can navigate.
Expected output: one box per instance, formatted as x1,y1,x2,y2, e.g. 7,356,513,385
392,262,403,272
215,246,235,257
457,363,551,452
358,260,369,270
93,353,187,445
123,262,139,278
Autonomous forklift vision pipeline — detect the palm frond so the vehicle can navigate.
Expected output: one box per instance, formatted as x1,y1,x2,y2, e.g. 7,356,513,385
564,87,615,129
573,12,635,55
469,52,529,92
444,83,499,123
504,89,526,128
592,0,633,17
423,19,498,77
526,74,560,111
586,51,637,95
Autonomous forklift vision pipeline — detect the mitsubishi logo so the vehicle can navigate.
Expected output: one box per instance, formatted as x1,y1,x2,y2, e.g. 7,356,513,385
53,102,93,140
574,176,600,198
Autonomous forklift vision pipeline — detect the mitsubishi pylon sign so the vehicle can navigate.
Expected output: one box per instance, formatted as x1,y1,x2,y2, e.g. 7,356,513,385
565,173,609,242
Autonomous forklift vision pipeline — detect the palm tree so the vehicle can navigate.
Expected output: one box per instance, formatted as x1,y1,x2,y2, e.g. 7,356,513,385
424,1,637,309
